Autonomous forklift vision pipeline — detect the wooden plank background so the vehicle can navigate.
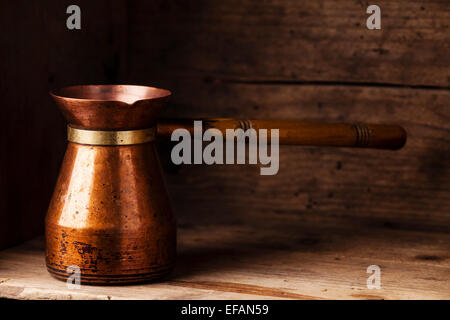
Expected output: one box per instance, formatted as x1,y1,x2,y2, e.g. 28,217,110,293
158,81,450,233
0,0,449,250
125,0,450,234
127,0,450,87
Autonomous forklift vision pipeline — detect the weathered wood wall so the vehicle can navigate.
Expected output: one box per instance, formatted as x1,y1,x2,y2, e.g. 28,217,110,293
124,0,450,233
1,0,449,249
127,0,449,87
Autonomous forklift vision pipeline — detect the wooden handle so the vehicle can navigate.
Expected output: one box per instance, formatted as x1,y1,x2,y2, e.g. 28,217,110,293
157,118,407,150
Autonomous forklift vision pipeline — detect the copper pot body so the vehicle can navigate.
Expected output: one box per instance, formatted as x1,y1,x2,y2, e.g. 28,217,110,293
46,85,176,285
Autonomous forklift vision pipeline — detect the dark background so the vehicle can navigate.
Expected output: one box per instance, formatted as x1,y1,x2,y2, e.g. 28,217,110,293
0,0,449,249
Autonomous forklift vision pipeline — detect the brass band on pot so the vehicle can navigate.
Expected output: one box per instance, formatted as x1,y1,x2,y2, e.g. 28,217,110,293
67,126,156,146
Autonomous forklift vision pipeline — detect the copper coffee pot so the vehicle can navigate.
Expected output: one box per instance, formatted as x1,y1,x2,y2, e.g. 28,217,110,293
46,85,406,285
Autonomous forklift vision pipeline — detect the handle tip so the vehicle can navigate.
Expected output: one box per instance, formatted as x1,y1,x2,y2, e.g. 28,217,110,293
369,125,407,150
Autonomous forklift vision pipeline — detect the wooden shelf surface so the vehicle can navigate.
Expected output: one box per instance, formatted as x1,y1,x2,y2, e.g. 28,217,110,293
1,216,449,300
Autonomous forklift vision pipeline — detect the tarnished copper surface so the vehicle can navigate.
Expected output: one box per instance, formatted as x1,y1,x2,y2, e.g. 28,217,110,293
46,85,175,285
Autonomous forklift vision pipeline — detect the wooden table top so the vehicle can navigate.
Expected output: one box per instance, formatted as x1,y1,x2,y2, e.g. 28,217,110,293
1,215,449,300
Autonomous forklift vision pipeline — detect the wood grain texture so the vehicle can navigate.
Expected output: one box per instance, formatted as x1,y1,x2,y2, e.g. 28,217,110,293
152,80,450,233
125,0,450,236
0,217,449,299
0,0,128,249
127,0,450,87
